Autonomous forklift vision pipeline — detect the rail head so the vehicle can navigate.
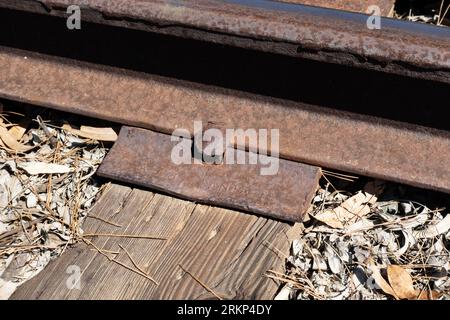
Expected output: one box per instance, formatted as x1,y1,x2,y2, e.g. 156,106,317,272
1,0,450,83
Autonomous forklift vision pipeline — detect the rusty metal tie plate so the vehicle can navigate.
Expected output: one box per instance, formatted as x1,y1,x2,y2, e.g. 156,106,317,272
97,126,321,222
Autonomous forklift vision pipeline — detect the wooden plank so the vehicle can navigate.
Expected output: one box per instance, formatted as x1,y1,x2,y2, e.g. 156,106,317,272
11,184,296,300
68,192,196,299
148,205,267,299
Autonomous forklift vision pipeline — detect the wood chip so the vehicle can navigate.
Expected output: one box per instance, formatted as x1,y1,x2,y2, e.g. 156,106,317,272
62,124,117,142
8,125,27,141
0,126,33,153
18,161,72,175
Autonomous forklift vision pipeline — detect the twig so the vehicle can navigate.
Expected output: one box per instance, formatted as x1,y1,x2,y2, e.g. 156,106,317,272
0,244,59,256
265,271,324,300
82,238,158,285
438,0,450,25
46,173,53,208
85,215,122,228
89,248,120,254
178,265,223,300
322,170,358,182
0,217,45,241
323,170,358,179
36,115,57,148
263,241,289,259
118,244,152,278
14,210,33,244
111,258,159,285
321,172,338,192
82,233,166,240
267,269,318,298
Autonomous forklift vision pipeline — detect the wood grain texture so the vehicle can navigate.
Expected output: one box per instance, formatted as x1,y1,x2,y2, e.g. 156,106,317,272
11,184,296,300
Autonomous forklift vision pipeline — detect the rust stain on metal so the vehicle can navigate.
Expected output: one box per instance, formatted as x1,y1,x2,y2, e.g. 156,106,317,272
97,126,321,222
0,0,449,82
279,0,395,16
0,47,449,194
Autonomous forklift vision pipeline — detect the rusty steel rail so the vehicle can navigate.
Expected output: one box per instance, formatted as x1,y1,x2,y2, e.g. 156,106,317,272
280,0,395,15
0,46,449,194
97,127,321,222
0,0,449,83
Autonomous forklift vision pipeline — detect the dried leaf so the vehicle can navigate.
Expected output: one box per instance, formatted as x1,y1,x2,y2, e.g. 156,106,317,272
367,259,398,299
274,285,292,300
393,230,414,257
18,161,72,175
8,125,27,141
311,249,328,271
391,213,429,230
324,244,341,274
314,191,377,229
0,160,17,173
0,126,33,152
413,214,450,239
344,217,374,233
8,176,22,203
387,265,416,299
400,202,413,214
0,138,13,152
62,124,117,141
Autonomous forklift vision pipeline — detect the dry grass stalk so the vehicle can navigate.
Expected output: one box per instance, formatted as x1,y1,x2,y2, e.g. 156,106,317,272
82,233,166,240
85,215,122,228
178,264,223,300
82,238,158,286
0,108,111,298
